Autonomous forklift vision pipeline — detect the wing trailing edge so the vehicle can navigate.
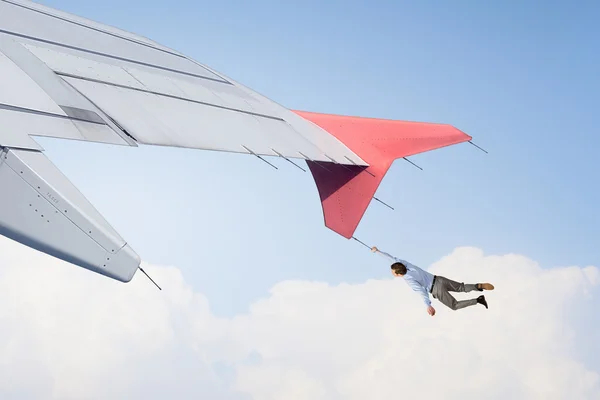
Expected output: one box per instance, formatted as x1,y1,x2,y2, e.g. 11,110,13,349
0,146,140,282
292,110,472,239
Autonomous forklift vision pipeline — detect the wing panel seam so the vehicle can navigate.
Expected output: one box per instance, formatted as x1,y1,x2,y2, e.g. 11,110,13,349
0,28,230,84
60,73,287,122
1,0,185,59
0,102,106,125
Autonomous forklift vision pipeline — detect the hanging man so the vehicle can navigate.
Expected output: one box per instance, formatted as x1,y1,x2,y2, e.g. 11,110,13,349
371,246,494,316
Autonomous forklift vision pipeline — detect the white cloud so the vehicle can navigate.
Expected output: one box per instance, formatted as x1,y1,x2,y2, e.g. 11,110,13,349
0,238,598,399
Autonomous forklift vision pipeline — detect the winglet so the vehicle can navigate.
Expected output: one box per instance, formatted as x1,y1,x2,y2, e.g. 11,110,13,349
292,110,472,238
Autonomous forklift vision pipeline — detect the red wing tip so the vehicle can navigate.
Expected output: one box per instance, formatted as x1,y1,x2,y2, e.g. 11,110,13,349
297,109,474,240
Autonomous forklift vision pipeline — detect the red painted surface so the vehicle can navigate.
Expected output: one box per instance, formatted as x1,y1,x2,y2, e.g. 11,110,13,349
292,110,472,239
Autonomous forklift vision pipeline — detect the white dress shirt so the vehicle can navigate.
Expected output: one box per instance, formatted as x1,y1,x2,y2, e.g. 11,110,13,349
378,250,434,307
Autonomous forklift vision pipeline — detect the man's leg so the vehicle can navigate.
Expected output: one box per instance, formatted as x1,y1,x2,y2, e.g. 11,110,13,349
437,276,494,293
432,276,486,310
437,276,478,293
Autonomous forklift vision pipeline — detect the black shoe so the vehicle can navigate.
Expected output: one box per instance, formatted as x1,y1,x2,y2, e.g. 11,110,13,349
477,295,488,309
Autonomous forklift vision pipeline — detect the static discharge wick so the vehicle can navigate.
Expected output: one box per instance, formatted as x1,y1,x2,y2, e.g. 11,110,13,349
139,267,162,290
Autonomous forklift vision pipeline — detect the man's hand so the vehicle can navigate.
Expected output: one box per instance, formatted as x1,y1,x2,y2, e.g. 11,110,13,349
427,306,436,316
371,246,378,253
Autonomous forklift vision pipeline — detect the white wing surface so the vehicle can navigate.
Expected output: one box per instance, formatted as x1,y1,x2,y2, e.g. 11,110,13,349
0,0,366,164
0,0,367,283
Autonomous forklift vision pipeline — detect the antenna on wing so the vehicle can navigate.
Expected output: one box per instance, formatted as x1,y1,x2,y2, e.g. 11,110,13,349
138,267,162,290
468,141,488,154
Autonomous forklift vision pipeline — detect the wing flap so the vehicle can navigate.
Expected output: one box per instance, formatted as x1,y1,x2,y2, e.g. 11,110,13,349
0,131,43,150
0,147,139,282
16,42,366,164
62,77,346,161
22,42,283,121
0,107,129,145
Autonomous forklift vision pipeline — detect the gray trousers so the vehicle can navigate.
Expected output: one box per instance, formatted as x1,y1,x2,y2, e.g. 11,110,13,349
430,276,479,310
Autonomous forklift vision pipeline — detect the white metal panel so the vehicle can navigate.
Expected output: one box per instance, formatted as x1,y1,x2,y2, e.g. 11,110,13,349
124,66,190,98
4,0,172,52
25,43,282,118
127,67,262,114
0,50,65,115
0,148,139,282
0,108,128,145
0,131,43,150
193,60,369,166
14,34,366,165
68,119,131,145
0,0,223,81
23,43,148,90
63,77,347,161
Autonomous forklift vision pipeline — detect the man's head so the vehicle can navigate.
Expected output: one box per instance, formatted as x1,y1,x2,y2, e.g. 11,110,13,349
391,262,407,277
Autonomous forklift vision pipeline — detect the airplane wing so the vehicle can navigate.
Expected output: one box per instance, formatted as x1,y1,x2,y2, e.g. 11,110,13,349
0,0,473,283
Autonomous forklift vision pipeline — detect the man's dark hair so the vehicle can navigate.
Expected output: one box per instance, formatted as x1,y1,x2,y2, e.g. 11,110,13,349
391,262,407,275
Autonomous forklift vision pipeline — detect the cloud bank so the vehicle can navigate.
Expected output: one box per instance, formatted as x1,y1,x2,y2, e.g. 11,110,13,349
0,237,598,399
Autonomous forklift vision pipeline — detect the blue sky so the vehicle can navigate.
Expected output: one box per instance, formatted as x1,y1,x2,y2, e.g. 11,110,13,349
34,0,599,316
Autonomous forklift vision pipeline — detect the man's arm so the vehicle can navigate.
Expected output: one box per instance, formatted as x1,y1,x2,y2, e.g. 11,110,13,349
370,246,399,263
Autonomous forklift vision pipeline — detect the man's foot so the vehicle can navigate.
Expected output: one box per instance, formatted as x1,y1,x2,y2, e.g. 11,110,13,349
477,283,494,291
477,295,488,309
